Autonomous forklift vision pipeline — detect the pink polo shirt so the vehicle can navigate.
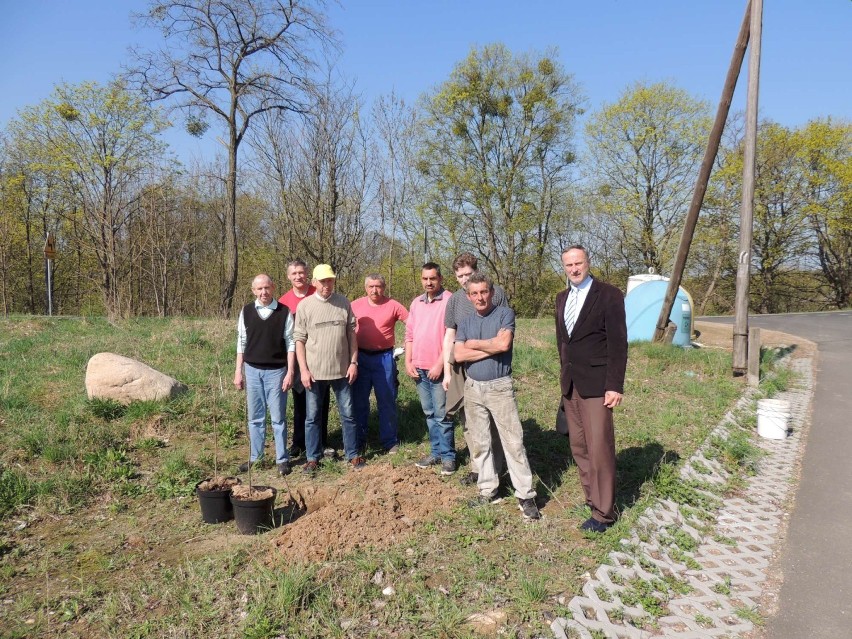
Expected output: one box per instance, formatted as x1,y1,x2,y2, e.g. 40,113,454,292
352,296,409,351
278,286,316,315
405,289,450,369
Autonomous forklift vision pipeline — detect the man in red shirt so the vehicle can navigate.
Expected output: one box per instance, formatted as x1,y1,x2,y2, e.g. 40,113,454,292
279,259,332,458
351,274,409,453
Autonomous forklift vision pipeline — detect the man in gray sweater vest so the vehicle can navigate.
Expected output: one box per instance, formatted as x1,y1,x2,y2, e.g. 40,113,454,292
234,274,295,476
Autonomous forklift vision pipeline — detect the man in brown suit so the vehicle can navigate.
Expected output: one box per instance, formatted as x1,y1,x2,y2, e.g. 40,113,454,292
555,245,627,533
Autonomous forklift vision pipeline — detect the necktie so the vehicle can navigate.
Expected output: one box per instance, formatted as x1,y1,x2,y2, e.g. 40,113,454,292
564,288,578,336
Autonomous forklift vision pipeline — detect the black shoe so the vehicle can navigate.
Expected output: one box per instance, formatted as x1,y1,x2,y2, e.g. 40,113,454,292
459,471,478,486
277,462,292,476
580,517,612,533
289,445,303,458
440,459,457,476
415,455,439,469
386,444,400,454
518,498,541,521
238,460,256,473
468,492,503,507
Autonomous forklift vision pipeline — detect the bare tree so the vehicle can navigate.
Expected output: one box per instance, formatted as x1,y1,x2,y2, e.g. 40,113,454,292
251,73,370,282
372,92,423,287
129,0,335,317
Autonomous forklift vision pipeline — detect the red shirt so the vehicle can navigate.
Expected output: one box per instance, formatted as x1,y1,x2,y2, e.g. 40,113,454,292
351,296,408,351
278,286,316,315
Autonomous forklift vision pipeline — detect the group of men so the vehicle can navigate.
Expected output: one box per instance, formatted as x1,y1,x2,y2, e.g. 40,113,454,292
234,260,404,476
234,245,627,531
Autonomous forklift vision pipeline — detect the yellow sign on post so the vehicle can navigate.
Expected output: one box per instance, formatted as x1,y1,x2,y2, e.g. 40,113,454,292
43,232,56,260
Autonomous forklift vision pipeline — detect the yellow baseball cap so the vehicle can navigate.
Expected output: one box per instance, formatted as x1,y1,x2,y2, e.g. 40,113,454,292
312,264,336,280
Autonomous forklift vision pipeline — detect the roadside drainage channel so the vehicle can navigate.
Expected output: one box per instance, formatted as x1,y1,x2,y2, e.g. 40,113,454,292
551,355,813,639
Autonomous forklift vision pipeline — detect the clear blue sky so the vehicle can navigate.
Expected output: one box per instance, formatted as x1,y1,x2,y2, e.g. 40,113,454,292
1,0,849,163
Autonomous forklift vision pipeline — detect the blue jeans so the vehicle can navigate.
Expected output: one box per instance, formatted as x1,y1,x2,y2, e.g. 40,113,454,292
306,378,358,462
415,368,455,461
244,364,288,464
352,350,399,451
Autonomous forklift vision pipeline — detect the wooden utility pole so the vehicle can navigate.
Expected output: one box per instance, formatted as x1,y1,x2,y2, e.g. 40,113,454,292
733,0,763,374
653,1,752,342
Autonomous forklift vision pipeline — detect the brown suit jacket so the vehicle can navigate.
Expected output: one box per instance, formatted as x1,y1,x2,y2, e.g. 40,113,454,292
555,278,628,398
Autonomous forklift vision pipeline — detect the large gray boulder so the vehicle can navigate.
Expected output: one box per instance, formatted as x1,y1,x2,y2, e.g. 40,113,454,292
85,353,187,404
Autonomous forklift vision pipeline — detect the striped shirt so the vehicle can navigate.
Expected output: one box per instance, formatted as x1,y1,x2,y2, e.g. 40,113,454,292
293,292,357,380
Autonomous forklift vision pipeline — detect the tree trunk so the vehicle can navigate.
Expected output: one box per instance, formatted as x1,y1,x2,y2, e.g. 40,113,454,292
221,131,239,319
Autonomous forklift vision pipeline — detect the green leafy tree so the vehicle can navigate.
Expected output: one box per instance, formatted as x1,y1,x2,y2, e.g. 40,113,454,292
798,118,852,308
689,116,744,314
749,122,815,313
372,91,424,290
10,81,168,318
417,43,582,315
130,0,335,318
584,81,712,275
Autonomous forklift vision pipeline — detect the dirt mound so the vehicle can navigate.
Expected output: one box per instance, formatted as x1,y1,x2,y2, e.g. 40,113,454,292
273,462,467,562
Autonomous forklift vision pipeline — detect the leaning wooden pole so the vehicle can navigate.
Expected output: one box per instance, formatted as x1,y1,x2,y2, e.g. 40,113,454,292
732,0,763,374
653,0,752,342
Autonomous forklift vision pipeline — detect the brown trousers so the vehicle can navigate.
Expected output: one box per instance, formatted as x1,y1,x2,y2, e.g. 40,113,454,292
563,388,616,524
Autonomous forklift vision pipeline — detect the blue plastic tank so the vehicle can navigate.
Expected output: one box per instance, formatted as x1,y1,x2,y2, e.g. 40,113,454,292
624,280,693,346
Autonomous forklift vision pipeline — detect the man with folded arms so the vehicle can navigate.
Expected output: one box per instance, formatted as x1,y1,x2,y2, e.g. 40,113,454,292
454,272,540,521
442,252,508,485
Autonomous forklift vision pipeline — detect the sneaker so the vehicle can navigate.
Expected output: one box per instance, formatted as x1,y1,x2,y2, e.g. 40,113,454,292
289,445,303,458
415,455,439,469
459,471,478,486
323,447,337,459
518,498,541,521
386,444,400,454
440,459,457,476
468,492,502,507
580,517,611,533
302,460,319,476
350,456,366,470
277,462,292,476
238,460,256,473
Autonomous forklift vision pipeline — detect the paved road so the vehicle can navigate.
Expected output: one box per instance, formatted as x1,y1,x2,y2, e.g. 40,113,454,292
701,311,852,638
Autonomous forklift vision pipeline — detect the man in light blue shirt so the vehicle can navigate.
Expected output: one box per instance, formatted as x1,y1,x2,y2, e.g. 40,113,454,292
234,274,296,476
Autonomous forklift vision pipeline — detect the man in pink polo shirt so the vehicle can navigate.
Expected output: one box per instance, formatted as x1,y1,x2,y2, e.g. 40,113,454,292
351,274,409,453
405,262,456,475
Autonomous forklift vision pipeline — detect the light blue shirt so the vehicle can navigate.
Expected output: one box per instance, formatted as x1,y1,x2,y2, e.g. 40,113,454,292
564,275,593,333
236,299,295,354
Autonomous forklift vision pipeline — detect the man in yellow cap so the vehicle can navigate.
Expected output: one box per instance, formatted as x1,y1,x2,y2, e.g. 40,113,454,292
294,264,364,474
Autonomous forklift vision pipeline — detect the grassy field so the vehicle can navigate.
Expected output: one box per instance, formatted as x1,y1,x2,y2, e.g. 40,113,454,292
0,315,749,638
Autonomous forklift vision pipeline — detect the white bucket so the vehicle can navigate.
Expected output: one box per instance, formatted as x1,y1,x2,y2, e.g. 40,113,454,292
757,399,791,439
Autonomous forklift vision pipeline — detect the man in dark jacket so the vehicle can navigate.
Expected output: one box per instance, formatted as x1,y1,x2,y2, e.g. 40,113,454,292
555,246,627,533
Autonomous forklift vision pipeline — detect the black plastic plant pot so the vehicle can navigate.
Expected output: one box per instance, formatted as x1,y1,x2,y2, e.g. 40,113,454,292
230,486,277,535
195,477,241,524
